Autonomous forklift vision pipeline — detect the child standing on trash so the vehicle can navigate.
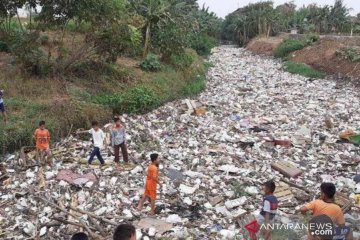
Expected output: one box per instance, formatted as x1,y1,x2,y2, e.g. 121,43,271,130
111,117,129,166
252,180,278,240
77,121,106,165
34,120,52,166
137,153,161,215
0,89,8,123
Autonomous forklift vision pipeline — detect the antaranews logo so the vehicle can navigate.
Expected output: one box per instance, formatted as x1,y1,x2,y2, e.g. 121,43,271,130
242,215,336,239
308,214,335,239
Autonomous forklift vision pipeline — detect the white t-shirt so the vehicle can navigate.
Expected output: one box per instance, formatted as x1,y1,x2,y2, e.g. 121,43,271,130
263,200,271,212
89,128,105,149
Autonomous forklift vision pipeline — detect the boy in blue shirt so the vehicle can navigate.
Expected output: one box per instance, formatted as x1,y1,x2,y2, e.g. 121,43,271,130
253,180,278,240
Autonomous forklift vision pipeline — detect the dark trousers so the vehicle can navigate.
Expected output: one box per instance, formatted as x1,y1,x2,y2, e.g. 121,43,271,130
114,142,128,163
88,147,105,164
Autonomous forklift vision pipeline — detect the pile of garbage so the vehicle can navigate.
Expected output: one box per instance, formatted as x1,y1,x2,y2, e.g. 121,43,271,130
1,46,360,239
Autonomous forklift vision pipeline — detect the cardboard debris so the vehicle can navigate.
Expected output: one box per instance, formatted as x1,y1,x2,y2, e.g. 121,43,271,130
335,192,353,213
271,161,302,178
274,182,294,203
182,99,206,116
56,169,97,185
136,218,173,235
339,129,355,139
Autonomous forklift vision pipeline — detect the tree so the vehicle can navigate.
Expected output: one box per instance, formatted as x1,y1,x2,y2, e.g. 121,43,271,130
0,0,36,33
129,0,174,58
329,0,350,33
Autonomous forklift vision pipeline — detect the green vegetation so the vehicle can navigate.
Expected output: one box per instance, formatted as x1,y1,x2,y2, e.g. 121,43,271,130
190,33,217,56
222,0,358,46
170,51,195,70
0,0,222,153
274,39,307,58
94,87,160,114
283,61,326,79
140,54,162,72
274,34,320,58
95,50,206,114
336,47,360,62
181,74,206,96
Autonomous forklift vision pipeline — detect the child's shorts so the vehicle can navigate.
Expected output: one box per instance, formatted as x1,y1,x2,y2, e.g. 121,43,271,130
256,214,275,225
144,188,156,200
0,102,5,113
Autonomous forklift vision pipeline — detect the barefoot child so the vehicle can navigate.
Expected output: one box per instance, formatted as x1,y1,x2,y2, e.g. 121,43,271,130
34,121,52,166
137,153,161,215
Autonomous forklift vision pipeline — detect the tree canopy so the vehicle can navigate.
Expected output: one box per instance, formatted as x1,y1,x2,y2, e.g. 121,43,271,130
222,0,356,45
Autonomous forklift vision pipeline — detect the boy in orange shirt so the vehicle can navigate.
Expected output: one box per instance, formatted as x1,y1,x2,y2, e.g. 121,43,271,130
300,182,353,240
137,153,161,215
34,121,52,166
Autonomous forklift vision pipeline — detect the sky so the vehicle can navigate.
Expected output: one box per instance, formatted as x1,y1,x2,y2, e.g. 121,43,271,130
197,0,359,18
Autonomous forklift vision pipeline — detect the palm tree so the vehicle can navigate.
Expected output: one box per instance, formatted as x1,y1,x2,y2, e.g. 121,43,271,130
130,0,174,58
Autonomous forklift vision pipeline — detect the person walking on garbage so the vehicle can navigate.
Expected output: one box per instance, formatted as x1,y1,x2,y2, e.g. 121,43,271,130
34,120,52,166
251,180,278,240
111,117,129,167
137,153,161,215
0,89,8,123
299,182,353,240
77,121,106,166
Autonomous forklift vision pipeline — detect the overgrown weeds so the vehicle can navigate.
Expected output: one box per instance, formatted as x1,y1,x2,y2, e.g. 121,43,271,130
190,34,217,56
274,34,319,59
336,47,360,62
140,54,162,72
170,51,195,70
181,74,206,96
274,39,307,58
1,99,110,153
94,86,160,114
284,61,326,79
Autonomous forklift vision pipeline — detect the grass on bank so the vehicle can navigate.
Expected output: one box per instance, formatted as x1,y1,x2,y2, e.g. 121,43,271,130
92,49,207,114
273,34,320,59
0,49,208,153
283,61,326,79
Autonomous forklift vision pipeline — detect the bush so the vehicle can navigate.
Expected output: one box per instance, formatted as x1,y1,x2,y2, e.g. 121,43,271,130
274,39,306,58
0,38,9,52
39,34,49,45
304,33,320,44
9,32,51,76
122,87,160,113
94,87,160,114
154,21,190,61
94,24,141,63
190,34,217,56
170,51,194,70
140,54,162,72
65,21,92,33
94,94,123,111
181,74,206,96
336,47,360,62
284,61,326,79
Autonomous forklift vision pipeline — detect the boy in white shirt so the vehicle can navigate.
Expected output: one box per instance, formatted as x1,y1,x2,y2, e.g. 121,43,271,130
78,121,105,165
